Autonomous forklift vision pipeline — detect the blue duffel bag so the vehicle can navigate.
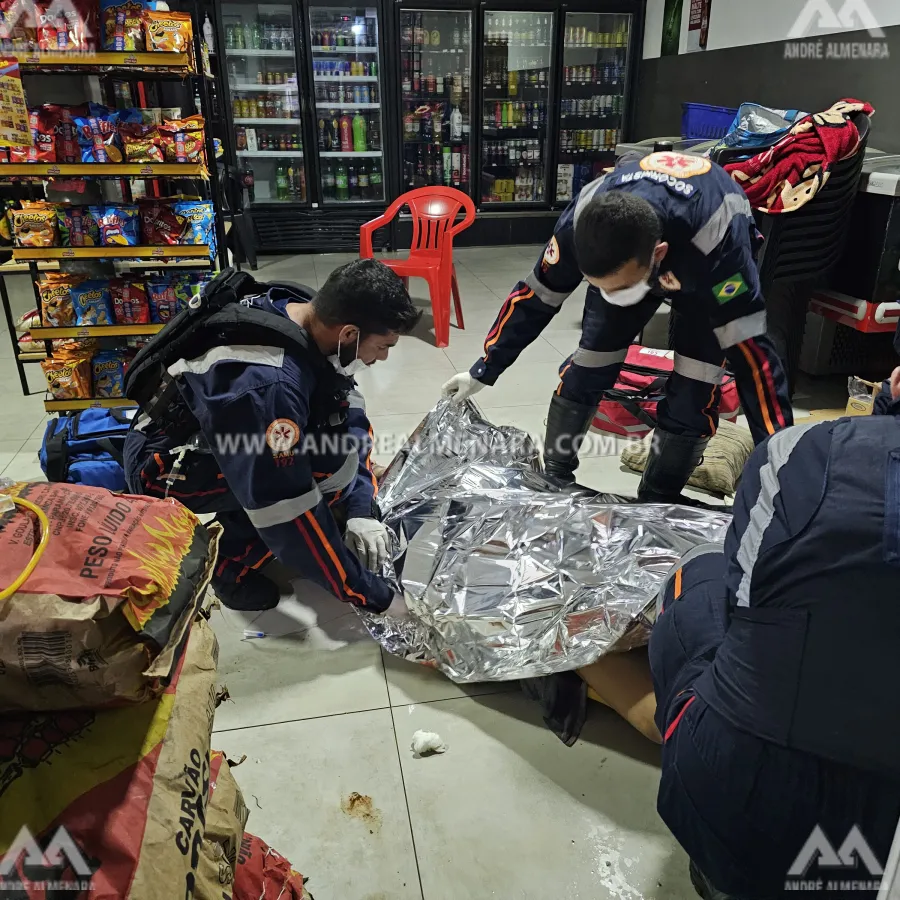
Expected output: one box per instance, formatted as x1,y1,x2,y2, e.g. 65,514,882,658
40,407,137,490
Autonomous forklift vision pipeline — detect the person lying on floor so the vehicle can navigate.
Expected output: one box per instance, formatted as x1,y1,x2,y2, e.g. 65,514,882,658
577,365,900,900
124,260,420,613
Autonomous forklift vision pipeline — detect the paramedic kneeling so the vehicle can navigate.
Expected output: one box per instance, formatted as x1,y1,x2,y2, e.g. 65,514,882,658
123,260,420,612
649,366,900,899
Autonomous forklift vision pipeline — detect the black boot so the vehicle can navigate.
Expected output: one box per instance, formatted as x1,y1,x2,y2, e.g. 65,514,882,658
213,568,280,611
637,429,709,504
543,394,597,483
689,860,740,900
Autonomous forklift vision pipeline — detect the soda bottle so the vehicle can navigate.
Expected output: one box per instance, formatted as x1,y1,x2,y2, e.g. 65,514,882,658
494,101,501,128
241,161,255,202
358,163,369,200
275,163,287,199
420,106,432,142
322,161,334,199
452,16,460,47
369,161,383,199
298,165,306,200
461,145,469,187
402,56,411,93
431,24,440,46
225,23,234,49
286,161,296,196
340,114,353,152
442,145,451,184
251,21,262,49
335,162,349,200
291,131,300,150
451,148,461,185
352,112,367,152
348,165,359,199
412,54,421,92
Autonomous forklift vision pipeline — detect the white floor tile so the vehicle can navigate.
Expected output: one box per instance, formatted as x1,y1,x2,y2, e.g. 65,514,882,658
382,649,517,706
399,693,694,900
212,710,423,900
574,455,642,498
355,363,455,418
543,329,583,356
368,412,429,465
475,361,563,411
0,441,26,475
210,579,390,731
2,447,45,483
443,333,563,372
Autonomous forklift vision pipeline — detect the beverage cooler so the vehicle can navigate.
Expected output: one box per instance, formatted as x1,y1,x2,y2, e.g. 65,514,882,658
215,0,642,252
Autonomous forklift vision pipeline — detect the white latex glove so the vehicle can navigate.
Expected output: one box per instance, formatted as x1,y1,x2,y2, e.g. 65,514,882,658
382,592,411,619
344,518,390,571
441,372,486,405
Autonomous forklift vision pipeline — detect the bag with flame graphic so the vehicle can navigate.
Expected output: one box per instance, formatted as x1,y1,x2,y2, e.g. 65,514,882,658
0,481,221,712
0,617,219,899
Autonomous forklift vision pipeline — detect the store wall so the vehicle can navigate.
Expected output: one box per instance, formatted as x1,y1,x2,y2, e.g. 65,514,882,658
635,0,900,153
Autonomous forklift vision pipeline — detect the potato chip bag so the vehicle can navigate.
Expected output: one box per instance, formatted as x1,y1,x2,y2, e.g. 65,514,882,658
92,349,130,398
143,8,192,52
39,274,83,326
70,279,114,325
120,121,164,162
36,0,98,50
148,277,190,323
100,0,147,50
8,108,56,163
139,198,189,245
160,115,205,164
12,204,58,247
74,108,124,163
92,204,140,245
0,0,37,50
56,205,101,247
110,278,150,324
41,355,92,399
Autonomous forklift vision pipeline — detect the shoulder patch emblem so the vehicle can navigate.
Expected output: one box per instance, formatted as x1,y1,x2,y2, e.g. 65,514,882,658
266,418,300,463
640,152,711,178
542,236,560,266
712,273,749,304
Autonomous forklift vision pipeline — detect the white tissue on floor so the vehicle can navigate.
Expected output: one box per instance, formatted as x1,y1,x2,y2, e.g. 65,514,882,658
411,730,447,757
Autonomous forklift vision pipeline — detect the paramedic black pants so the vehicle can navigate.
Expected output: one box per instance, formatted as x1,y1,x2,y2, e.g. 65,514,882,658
557,290,727,438
650,551,900,898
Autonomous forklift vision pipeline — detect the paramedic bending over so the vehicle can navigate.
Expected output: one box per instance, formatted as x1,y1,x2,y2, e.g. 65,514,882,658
443,151,793,503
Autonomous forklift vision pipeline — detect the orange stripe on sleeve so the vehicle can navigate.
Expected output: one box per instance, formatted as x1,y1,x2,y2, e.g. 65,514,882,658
484,286,531,345
294,519,341,598
738,342,775,435
746,339,787,429
555,361,573,395
366,425,378,496
674,567,683,599
483,289,534,354
303,511,368,605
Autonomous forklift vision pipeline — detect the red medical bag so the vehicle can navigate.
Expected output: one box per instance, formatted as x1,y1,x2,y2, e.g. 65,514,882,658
591,345,740,437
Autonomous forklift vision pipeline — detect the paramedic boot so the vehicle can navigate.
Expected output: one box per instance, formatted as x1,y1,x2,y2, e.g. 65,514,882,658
212,569,280,612
638,429,709,505
543,394,597,484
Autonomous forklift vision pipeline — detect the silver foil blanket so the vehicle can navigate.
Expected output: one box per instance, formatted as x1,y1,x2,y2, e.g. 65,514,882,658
359,400,731,683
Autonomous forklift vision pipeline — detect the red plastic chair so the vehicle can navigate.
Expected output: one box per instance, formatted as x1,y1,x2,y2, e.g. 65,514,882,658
359,186,476,348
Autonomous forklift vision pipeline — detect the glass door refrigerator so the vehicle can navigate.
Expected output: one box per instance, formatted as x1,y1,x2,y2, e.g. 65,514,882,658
479,8,555,206
220,2,308,204
555,10,633,204
398,9,474,197
308,5,387,205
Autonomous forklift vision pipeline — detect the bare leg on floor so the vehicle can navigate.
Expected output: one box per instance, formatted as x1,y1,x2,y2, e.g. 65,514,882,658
578,647,661,744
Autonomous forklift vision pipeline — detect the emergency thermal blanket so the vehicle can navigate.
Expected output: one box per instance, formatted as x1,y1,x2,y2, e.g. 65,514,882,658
360,400,731,682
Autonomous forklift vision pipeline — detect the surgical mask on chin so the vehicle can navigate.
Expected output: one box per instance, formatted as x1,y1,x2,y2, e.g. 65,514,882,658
328,331,367,377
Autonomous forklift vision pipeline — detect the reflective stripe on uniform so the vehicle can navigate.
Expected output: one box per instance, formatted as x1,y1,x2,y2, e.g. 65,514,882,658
573,176,607,227
348,389,366,411
168,345,285,377
691,193,752,256
525,270,574,308
713,310,767,348
673,353,726,385
573,347,628,368
245,484,323,529
317,451,358,494
656,540,724,615
735,423,818,607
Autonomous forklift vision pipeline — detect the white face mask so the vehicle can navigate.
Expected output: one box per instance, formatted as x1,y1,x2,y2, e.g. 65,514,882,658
328,331,367,377
599,277,652,307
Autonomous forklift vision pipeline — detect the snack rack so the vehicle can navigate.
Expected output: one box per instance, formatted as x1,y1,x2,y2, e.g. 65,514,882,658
0,10,229,413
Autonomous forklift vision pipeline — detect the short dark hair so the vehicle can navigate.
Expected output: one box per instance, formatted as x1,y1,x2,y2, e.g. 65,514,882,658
314,258,421,335
573,192,662,278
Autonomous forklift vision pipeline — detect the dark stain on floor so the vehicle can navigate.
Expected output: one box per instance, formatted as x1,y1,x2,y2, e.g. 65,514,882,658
341,792,383,833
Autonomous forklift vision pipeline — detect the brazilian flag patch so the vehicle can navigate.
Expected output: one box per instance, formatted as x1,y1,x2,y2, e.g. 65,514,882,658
712,273,748,304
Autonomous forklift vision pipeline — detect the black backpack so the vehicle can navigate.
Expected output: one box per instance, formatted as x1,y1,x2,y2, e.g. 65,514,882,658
124,268,353,433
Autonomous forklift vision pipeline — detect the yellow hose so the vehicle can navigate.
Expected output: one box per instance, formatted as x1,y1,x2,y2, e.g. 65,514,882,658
0,496,50,601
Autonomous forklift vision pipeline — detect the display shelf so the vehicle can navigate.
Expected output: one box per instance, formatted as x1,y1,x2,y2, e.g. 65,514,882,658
237,150,304,157
320,150,382,158
233,117,298,125
225,49,295,57
483,161,543,168
31,324,165,339
400,46,467,53
311,45,378,53
314,75,377,82
44,397,138,412
0,162,207,178
19,51,192,71
14,246,211,261
231,82,298,92
18,351,47,363
314,102,380,110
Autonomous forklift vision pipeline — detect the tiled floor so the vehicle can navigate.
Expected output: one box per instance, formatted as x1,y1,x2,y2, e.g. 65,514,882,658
0,245,845,900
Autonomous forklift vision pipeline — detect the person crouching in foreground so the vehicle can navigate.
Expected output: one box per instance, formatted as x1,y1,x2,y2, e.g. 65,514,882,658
124,260,420,613
581,365,900,898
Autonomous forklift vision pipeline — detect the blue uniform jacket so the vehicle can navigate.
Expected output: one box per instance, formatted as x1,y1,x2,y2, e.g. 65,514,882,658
128,291,390,611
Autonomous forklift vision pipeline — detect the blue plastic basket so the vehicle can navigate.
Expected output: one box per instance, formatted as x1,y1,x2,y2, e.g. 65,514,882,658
681,102,739,140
